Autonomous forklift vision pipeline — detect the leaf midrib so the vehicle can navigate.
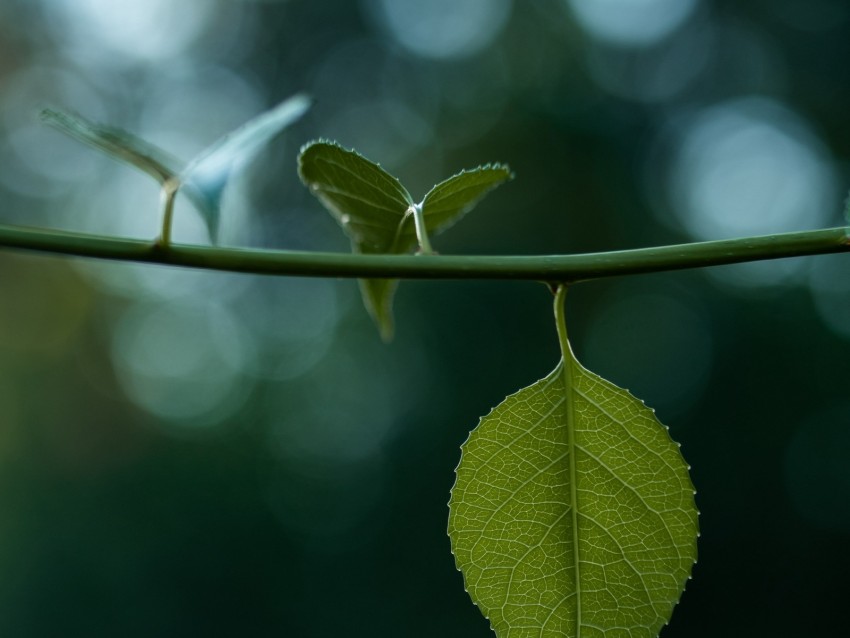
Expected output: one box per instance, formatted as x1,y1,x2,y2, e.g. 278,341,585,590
555,285,582,638
560,356,582,638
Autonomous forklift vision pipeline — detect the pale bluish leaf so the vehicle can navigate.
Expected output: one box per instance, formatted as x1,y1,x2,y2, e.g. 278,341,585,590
181,93,312,240
298,141,510,339
448,289,699,637
40,108,182,184
42,96,311,243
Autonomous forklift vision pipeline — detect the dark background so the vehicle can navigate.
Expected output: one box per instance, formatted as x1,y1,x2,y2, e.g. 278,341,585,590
0,0,848,635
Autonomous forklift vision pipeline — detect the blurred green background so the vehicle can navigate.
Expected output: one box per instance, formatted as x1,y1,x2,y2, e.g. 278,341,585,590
0,0,849,635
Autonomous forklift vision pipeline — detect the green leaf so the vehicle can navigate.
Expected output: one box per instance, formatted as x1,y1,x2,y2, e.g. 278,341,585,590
421,164,514,237
448,286,698,637
357,276,399,342
297,141,416,251
298,141,511,340
40,108,183,185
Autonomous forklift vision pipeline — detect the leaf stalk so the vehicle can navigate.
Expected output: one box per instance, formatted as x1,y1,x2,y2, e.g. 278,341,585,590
554,284,584,635
157,178,181,248
409,203,435,255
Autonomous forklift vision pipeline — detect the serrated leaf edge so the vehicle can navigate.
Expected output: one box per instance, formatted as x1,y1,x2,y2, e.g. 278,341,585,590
422,162,514,200
446,361,699,636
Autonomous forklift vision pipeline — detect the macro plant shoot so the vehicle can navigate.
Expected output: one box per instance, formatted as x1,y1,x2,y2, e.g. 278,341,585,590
2,4,849,636
0,98,845,637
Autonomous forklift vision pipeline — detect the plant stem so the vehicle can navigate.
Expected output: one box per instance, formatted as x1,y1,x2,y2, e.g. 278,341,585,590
157,178,180,248
0,222,848,282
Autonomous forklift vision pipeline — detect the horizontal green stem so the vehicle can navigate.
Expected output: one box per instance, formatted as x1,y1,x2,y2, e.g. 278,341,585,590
0,222,848,282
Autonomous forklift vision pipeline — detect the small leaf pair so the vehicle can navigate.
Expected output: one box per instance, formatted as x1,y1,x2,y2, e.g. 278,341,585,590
298,142,512,340
41,94,312,242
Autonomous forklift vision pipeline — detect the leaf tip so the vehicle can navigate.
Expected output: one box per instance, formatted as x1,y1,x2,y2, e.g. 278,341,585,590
298,137,346,159
378,321,395,343
38,106,58,122
37,106,80,132
297,137,325,156
297,138,351,181
844,189,850,223
472,162,515,184
286,91,315,113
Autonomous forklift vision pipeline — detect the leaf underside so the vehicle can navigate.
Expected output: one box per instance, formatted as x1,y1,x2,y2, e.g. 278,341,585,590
40,108,183,185
448,353,698,637
181,93,312,241
298,140,511,339
42,95,311,243
39,108,217,230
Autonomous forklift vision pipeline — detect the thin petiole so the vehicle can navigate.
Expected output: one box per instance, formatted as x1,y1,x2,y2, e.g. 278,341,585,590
409,203,435,255
157,178,181,248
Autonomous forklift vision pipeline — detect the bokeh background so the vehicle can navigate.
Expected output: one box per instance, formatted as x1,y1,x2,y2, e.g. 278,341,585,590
0,0,849,635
